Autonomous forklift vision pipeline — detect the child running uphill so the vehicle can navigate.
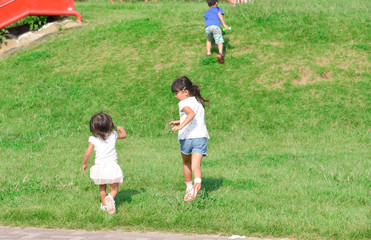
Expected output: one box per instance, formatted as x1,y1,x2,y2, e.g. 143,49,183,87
83,112,127,214
169,76,210,202
204,0,230,64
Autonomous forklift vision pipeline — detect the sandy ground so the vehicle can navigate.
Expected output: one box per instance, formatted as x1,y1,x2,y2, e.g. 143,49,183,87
0,19,83,57
0,226,295,240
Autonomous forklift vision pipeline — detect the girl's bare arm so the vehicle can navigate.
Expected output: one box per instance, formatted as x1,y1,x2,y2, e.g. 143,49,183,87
83,143,94,172
171,107,195,132
117,126,127,139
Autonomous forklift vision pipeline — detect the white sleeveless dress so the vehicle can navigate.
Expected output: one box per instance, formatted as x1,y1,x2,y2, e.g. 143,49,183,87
89,131,123,184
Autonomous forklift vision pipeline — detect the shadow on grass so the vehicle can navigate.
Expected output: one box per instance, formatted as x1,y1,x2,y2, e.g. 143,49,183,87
116,188,145,206
211,37,230,55
223,37,232,55
201,177,223,198
209,37,232,61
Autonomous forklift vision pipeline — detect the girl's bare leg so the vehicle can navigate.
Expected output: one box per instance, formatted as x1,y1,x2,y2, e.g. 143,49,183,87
99,184,107,205
110,183,119,198
181,153,192,182
191,152,203,179
183,152,203,202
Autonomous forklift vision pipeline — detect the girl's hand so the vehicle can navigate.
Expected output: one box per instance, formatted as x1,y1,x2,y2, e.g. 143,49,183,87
169,120,180,127
83,164,88,172
172,126,182,132
117,126,127,139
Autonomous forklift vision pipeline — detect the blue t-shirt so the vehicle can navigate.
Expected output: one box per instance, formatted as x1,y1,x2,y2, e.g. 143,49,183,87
204,6,224,28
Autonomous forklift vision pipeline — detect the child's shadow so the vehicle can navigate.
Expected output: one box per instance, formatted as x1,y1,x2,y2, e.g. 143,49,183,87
211,37,233,55
201,177,223,198
115,188,145,207
224,37,233,53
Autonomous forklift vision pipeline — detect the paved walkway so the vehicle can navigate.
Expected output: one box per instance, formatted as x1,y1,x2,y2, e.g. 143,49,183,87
0,226,280,240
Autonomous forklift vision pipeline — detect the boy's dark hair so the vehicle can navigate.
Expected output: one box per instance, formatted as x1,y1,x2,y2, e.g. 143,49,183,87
171,76,209,108
207,0,218,7
90,112,115,139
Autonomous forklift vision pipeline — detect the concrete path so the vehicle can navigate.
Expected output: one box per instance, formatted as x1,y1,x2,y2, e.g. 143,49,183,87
0,226,286,240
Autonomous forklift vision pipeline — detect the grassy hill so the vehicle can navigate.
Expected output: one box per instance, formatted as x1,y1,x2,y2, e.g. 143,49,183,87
0,0,369,239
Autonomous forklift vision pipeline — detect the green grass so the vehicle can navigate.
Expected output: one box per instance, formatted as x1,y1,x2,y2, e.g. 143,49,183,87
0,0,370,239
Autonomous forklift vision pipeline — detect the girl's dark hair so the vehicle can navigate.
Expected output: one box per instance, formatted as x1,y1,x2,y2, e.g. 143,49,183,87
171,76,209,107
89,112,115,139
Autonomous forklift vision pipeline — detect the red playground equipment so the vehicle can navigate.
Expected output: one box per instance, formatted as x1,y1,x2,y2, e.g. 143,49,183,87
0,0,82,30
110,0,123,3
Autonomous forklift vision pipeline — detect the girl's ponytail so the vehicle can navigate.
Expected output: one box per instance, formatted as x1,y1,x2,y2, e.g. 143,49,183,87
191,84,209,108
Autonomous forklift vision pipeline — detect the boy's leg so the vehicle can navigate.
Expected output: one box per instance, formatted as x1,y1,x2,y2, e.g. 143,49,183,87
99,184,107,205
110,183,119,198
217,44,224,64
206,40,212,56
205,26,214,56
217,43,223,55
181,153,192,182
212,26,224,63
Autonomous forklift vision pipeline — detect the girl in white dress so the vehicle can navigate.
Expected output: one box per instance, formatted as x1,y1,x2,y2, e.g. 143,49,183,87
83,112,127,214
169,76,210,202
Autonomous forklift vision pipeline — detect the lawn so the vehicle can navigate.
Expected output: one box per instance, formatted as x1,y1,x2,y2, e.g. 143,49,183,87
0,0,370,239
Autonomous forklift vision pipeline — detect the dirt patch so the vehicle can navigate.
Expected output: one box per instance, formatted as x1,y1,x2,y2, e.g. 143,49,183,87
261,40,281,47
265,81,285,89
0,18,83,57
293,66,313,85
154,64,163,70
293,66,333,85
318,71,333,80
315,57,331,66
337,63,348,69
234,46,250,56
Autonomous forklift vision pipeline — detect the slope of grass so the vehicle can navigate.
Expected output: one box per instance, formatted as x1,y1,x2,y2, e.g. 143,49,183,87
0,1,370,239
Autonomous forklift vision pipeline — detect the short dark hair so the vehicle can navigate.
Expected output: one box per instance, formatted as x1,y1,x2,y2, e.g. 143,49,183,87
207,0,218,7
89,112,115,139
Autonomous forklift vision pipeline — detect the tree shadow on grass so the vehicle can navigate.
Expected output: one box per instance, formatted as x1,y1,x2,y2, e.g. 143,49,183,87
201,177,223,198
115,188,145,207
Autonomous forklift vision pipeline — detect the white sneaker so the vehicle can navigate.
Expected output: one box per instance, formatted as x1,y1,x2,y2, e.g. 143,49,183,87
100,203,107,212
184,183,201,203
186,187,192,194
104,194,116,214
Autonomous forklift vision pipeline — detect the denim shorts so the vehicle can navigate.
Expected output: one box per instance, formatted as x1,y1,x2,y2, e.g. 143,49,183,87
179,138,208,156
205,25,224,44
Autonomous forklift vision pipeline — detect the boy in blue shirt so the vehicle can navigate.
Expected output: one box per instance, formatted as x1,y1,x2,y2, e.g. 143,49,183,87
204,0,230,64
